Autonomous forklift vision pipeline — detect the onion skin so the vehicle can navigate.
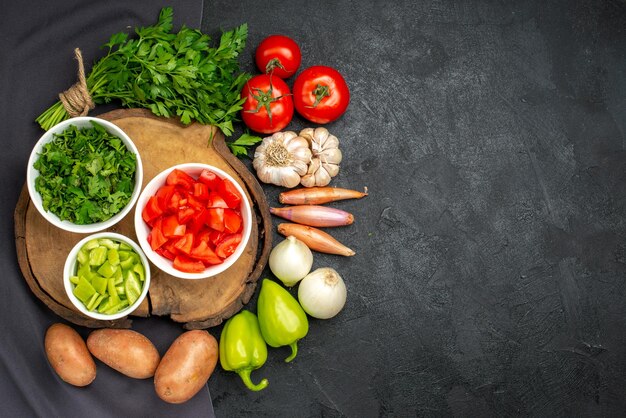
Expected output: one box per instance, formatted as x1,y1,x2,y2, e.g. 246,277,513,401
279,187,368,205
270,205,354,227
277,223,355,256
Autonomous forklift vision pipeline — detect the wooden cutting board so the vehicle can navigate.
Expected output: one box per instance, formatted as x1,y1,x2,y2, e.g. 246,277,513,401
14,109,272,329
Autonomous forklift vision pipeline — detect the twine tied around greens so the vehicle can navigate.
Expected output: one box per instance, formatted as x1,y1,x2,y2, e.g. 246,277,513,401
58,48,94,117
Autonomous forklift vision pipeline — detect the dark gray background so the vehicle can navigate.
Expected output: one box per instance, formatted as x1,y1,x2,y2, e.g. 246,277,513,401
203,0,626,416
1,0,624,416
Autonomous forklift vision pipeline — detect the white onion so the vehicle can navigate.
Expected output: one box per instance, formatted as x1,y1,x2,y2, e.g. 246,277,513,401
269,236,313,287
297,268,347,319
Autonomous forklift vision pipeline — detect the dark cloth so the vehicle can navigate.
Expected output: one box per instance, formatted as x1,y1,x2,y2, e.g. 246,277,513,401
0,1,215,416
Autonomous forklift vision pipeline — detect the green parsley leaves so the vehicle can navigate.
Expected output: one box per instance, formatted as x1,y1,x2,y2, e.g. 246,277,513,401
36,7,249,136
33,122,137,225
227,133,263,158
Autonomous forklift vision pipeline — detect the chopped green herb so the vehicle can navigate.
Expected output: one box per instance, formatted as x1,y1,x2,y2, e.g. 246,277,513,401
33,121,137,224
36,7,249,136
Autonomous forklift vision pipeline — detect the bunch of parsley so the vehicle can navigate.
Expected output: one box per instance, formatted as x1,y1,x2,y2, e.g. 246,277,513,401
34,122,137,224
36,7,249,137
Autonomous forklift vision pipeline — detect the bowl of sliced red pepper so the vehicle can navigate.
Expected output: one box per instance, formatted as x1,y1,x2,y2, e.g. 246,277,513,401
134,163,252,279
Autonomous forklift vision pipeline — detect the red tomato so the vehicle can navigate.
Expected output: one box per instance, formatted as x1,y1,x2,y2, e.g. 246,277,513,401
199,169,222,191
166,169,195,189
218,179,242,209
142,168,246,273
190,241,222,266
255,35,301,79
216,234,242,259
142,196,163,223
241,74,294,134
293,66,350,124
173,255,205,273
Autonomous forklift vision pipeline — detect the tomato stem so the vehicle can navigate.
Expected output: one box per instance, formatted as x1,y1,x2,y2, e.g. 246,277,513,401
265,58,286,75
308,84,331,108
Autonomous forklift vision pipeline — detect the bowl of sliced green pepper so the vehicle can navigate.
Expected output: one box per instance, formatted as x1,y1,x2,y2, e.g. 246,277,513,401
27,116,143,234
63,232,151,320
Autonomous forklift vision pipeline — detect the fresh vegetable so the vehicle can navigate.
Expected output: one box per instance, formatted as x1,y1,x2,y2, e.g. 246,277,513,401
255,35,301,78
227,132,263,158
70,238,146,315
33,121,137,224
154,330,219,404
298,268,347,319
257,279,309,363
269,236,313,287
36,8,249,136
279,186,368,205
241,74,294,134
299,127,342,187
219,310,269,392
87,329,160,379
270,205,354,227
252,131,312,187
293,65,350,124
45,323,96,387
277,223,354,256
141,168,244,273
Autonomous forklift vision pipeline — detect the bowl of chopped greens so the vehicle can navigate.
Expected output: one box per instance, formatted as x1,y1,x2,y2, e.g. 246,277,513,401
63,232,150,320
27,117,143,233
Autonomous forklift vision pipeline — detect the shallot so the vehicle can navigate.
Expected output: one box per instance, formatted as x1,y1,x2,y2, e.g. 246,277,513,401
277,223,355,256
279,187,368,205
270,205,354,227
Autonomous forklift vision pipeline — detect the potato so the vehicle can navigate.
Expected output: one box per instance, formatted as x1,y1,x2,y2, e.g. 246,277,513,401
45,323,96,387
87,329,160,379
154,330,218,404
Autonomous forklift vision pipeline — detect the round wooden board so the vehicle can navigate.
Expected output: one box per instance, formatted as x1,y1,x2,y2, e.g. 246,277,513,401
14,109,272,329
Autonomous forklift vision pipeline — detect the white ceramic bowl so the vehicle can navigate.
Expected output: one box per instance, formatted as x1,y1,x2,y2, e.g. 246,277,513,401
27,116,143,233
134,163,252,280
63,232,151,321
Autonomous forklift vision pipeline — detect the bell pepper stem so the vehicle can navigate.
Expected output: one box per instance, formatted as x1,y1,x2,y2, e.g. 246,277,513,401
284,341,299,363
237,368,269,391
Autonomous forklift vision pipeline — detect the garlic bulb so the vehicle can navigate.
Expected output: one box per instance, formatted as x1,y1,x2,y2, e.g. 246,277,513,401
253,131,312,188
299,127,342,187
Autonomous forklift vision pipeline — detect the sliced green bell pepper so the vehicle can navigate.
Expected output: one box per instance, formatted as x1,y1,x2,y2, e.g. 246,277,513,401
257,279,309,363
219,310,269,391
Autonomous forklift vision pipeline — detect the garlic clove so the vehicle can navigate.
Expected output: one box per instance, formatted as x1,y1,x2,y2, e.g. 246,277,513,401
322,162,340,178
314,167,332,186
306,158,321,175
300,174,316,187
293,159,310,176
320,148,342,164
277,169,302,188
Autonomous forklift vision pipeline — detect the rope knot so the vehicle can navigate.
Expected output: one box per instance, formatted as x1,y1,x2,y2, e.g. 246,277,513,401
58,48,94,117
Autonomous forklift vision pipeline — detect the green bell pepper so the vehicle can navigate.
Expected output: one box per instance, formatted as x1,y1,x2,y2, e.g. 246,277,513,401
257,279,309,363
219,310,269,391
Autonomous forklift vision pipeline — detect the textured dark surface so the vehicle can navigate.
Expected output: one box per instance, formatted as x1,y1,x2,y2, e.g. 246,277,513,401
203,0,626,416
